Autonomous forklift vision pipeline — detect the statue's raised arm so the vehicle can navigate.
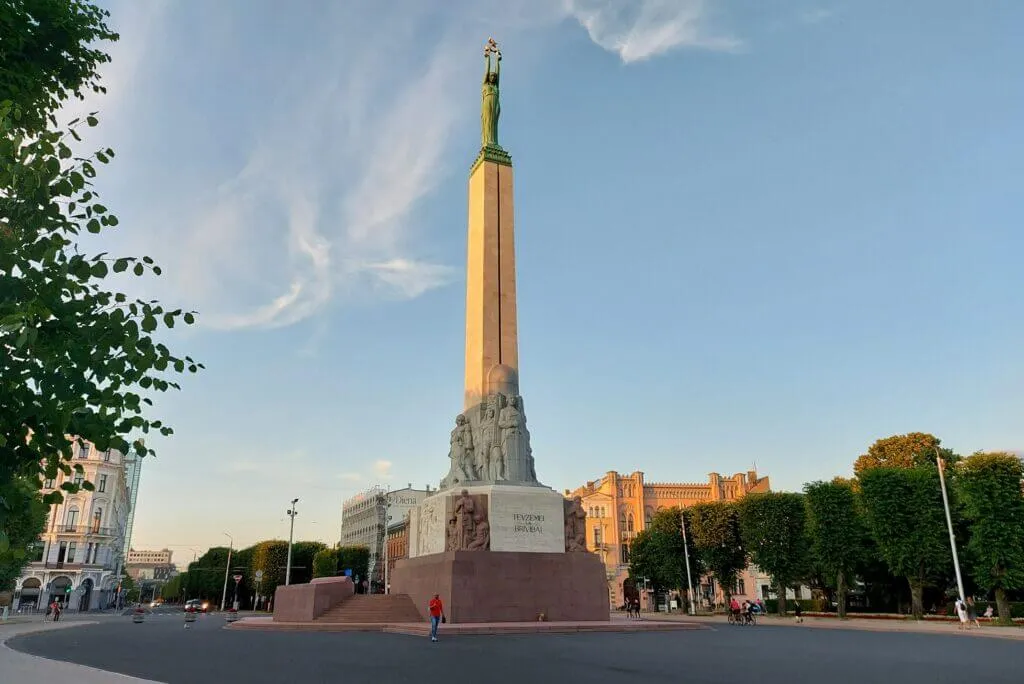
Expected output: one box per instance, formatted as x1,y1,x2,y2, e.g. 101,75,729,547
481,38,501,148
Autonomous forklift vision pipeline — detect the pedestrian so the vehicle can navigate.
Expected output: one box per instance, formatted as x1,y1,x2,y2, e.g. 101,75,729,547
51,600,61,622
983,605,994,619
794,602,803,623
955,598,968,631
428,594,445,642
966,597,980,629
757,598,766,615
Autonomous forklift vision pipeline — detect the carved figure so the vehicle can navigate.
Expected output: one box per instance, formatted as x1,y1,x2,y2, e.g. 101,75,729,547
443,414,476,487
564,496,587,552
478,406,503,481
467,513,490,551
499,395,527,481
455,489,476,550
481,38,501,147
446,515,459,552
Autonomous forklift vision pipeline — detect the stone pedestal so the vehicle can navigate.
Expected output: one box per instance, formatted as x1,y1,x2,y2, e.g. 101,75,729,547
408,484,564,557
390,551,610,623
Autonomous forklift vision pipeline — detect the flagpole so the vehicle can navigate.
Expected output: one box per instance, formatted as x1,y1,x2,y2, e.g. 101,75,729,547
935,447,965,602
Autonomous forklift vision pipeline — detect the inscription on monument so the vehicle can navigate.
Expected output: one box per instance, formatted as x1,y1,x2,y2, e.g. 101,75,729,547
512,512,545,534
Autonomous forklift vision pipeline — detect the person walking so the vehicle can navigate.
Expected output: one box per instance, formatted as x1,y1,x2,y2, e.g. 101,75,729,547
955,598,968,631
966,597,980,629
793,602,803,624
428,594,445,642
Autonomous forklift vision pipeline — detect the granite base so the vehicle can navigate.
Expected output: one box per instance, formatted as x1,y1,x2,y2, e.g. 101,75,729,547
390,550,609,623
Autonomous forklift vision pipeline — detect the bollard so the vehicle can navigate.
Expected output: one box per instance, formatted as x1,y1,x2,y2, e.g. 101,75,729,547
132,608,146,624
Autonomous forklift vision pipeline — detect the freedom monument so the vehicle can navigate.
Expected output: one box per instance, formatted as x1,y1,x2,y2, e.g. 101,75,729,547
390,40,609,623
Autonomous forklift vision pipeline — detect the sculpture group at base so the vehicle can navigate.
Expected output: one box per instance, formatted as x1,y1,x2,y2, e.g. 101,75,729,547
446,490,490,551
440,392,538,488
564,496,587,552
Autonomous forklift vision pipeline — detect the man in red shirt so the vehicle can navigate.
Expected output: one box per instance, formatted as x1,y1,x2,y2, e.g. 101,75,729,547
428,594,444,642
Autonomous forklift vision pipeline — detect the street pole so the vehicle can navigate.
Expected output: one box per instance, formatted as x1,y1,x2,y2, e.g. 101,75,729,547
220,533,232,612
285,498,299,586
935,448,965,602
680,511,697,616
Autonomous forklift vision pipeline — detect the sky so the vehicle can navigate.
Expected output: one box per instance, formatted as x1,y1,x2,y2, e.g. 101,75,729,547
69,0,1024,565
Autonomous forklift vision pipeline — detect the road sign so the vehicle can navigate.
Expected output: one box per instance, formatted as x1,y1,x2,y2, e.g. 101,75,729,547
233,574,243,584
254,570,263,581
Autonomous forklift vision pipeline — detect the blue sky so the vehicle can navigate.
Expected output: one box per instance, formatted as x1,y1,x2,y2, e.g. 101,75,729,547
76,0,1023,563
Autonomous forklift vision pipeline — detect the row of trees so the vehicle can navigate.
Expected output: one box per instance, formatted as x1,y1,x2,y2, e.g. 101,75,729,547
161,541,370,608
1,1,200,589
629,433,1024,623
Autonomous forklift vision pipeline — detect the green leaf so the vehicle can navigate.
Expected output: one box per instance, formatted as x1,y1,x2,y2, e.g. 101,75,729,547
87,115,98,127
91,261,108,277
184,312,195,325
163,313,174,328
133,262,145,276
141,315,157,332
87,218,101,233
113,258,129,273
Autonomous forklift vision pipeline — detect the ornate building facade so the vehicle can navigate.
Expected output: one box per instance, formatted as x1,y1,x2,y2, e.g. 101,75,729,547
566,470,771,608
14,440,136,612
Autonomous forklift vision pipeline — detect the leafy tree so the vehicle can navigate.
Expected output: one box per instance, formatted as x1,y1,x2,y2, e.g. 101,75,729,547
336,545,370,583
289,541,326,585
688,502,746,605
161,572,184,602
312,549,338,578
1,0,202,540
859,467,951,618
738,492,810,615
251,541,289,599
184,547,231,601
956,452,1024,624
804,480,867,618
628,507,702,604
0,478,46,591
0,0,117,135
854,432,944,476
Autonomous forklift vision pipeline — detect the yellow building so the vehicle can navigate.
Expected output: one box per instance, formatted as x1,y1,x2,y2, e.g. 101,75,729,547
567,470,770,608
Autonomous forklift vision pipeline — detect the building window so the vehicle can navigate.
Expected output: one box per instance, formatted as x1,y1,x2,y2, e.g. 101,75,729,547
67,542,77,563
58,541,68,563
78,443,90,458
43,478,55,489
92,509,102,533
98,474,107,493
594,527,602,546
104,449,112,462
626,513,634,533
73,472,84,487
65,507,80,530
620,543,630,564
736,579,746,596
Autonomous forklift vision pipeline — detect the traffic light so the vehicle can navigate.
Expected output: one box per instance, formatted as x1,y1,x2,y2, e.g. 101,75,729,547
65,585,72,594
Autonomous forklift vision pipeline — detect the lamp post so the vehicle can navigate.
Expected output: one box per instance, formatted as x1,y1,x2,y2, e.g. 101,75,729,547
680,511,697,616
285,499,299,586
220,533,232,612
935,448,965,603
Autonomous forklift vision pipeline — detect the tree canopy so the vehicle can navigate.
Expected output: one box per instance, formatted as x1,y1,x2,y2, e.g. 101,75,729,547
688,502,746,603
804,479,867,617
853,432,943,475
956,451,1024,624
859,467,952,618
738,492,810,614
628,507,700,596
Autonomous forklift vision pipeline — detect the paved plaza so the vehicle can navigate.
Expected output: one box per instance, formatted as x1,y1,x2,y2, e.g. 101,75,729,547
5,614,1024,684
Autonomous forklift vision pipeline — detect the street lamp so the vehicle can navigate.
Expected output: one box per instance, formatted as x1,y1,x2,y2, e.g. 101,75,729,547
285,499,299,586
220,533,233,611
935,447,966,603
680,511,696,615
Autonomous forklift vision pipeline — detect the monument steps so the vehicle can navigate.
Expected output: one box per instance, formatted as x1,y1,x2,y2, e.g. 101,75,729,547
316,594,423,624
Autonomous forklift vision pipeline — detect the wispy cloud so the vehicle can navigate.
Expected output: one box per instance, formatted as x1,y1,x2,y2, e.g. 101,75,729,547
798,7,836,25
85,0,741,331
372,460,393,479
563,0,741,63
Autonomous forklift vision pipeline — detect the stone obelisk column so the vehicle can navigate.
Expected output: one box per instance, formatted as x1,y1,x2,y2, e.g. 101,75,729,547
464,40,518,411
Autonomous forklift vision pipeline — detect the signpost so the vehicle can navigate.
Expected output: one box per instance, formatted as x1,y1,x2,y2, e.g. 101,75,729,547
253,570,263,610
232,575,242,611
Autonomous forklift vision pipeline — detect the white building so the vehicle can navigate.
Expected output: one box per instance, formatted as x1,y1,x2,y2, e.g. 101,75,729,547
340,485,429,585
13,440,136,612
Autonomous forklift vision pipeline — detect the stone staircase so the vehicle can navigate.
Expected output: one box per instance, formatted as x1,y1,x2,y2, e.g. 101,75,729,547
316,594,423,624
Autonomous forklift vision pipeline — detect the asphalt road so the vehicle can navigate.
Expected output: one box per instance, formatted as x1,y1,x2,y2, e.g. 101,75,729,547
10,615,1024,684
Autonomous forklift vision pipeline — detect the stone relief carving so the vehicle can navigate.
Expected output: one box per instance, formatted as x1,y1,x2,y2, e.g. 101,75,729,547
440,392,537,488
445,491,490,551
564,496,587,552
417,497,444,556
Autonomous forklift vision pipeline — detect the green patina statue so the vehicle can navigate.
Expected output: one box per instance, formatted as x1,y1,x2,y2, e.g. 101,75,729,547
481,38,501,148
